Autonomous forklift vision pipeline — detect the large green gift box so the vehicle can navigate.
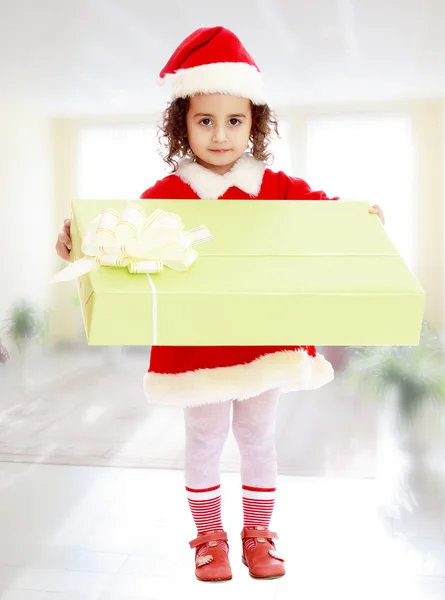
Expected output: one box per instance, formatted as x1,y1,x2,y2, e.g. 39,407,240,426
70,199,425,346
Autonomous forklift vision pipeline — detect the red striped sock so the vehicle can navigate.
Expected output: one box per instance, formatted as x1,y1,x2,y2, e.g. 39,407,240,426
186,485,228,556
242,485,276,552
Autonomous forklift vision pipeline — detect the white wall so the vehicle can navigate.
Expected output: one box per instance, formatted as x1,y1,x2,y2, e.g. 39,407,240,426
411,101,444,328
439,98,445,330
50,119,85,343
0,110,54,323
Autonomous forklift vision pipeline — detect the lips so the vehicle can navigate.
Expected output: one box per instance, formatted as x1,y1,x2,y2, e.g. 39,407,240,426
209,149,230,153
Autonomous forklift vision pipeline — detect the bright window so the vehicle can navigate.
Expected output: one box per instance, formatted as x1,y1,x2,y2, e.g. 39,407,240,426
77,123,167,200
306,113,415,269
269,119,291,174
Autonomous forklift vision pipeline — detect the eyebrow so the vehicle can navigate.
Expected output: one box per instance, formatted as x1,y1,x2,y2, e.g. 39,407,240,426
193,113,247,118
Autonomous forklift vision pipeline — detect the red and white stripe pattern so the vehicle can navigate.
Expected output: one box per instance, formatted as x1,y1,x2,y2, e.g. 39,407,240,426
186,484,228,556
242,485,276,551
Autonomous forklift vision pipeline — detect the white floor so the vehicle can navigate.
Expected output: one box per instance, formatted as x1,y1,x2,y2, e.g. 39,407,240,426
0,465,444,600
0,348,444,599
0,347,378,478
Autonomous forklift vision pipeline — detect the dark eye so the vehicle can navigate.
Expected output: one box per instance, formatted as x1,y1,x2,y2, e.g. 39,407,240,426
200,118,212,126
229,118,241,126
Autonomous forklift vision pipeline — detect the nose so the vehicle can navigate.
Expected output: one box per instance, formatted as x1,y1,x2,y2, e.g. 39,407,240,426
212,125,227,143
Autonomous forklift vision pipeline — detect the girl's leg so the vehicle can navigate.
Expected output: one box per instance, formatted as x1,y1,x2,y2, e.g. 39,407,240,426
232,390,280,549
184,400,232,553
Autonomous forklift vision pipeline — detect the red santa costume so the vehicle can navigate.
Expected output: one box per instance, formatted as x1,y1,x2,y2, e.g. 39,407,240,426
139,26,339,580
141,155,337,407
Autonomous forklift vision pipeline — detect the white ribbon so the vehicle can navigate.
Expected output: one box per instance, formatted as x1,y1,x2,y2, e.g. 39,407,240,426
145,272,158,344
52,202,213,283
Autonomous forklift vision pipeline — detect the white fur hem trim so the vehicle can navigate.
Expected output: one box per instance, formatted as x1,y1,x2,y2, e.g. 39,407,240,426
176,153,265,199
164,62,266,104
143,350,334,407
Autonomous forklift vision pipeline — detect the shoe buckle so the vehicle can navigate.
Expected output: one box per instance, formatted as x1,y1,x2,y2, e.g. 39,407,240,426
208,541,217,547
257,537,265,542
196,555,213,567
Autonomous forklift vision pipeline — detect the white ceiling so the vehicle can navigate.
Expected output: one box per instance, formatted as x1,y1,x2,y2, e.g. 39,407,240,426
1,0,444,116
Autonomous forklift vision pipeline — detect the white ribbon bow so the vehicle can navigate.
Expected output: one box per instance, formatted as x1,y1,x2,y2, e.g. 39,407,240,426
52,202,213,283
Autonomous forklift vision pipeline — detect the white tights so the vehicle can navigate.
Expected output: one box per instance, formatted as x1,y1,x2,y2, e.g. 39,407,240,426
184,389,280,489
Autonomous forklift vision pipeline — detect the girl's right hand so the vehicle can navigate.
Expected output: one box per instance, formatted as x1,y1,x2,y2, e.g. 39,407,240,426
56,219,72,261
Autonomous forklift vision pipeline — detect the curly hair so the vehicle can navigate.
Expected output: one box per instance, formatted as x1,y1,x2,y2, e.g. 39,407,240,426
157,97,280,172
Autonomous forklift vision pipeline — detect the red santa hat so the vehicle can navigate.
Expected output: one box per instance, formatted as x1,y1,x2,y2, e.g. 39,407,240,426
158,26,266,104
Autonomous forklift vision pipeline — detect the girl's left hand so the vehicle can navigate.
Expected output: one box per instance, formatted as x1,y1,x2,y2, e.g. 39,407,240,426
369,204,385,225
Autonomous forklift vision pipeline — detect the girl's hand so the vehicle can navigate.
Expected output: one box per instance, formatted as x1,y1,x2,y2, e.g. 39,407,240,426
369,204,385,225
56,219,72,261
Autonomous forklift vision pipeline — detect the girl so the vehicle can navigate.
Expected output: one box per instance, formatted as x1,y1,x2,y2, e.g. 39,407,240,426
56,26,384,582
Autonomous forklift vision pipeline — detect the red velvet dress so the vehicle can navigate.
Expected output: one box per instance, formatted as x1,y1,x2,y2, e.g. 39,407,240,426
140,155,339,406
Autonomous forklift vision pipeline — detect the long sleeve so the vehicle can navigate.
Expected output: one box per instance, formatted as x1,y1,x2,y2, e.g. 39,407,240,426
140,177,172,199
276,171,339,201
140,174,200,200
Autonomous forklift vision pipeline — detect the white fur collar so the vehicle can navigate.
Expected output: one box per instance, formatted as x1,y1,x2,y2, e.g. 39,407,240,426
175,153,266,199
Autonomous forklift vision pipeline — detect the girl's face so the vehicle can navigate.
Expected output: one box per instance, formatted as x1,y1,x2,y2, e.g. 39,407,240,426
186,93,252,175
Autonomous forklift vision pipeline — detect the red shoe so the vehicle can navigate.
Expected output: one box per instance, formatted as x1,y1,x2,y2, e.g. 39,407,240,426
241,526,285,579
189,530,232,582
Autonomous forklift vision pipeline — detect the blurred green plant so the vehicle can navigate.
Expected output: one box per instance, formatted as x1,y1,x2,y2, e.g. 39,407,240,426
344,320,445,423
0,339,10,364
1,300,50,354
